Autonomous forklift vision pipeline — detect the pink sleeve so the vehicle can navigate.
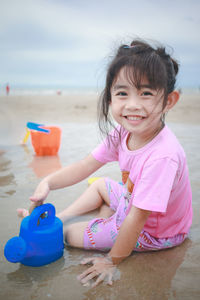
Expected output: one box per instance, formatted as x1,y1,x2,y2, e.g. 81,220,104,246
91,128,119,163
132,158,178,212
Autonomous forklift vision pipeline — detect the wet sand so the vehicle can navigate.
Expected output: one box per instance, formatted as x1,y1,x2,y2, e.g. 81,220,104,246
0,91,200,299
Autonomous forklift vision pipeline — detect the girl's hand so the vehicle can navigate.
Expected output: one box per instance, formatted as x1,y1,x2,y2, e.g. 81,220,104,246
30,179,50,203
77,256,116,287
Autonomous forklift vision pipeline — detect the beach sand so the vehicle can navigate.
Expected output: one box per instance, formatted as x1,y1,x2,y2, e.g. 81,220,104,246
0,91,200,299
1,90,200,124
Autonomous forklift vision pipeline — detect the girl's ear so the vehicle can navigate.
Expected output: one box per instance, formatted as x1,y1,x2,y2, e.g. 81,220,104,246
164,90,180,112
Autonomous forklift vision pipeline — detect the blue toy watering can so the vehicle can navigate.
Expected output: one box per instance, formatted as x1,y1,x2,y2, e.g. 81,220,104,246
4,203,64,267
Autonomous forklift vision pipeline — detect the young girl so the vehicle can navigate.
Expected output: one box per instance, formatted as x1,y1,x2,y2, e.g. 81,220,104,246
19,39,192,287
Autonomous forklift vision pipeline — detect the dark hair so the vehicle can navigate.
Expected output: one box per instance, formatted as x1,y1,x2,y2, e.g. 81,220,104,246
98,39,179,138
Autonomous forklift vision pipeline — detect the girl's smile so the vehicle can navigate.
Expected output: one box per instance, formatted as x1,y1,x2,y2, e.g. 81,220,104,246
123,114,145,125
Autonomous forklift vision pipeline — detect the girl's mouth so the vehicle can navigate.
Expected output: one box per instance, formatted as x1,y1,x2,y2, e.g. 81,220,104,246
124,115,145,125
125,115,144,121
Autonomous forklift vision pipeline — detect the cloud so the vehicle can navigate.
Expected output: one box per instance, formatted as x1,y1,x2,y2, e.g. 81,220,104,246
0,0,200,87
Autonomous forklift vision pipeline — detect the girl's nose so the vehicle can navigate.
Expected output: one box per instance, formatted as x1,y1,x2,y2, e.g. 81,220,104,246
125,96,141,110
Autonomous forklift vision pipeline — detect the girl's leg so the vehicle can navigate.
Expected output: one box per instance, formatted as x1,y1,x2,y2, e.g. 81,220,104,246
64,221,89,248
57,178,114,223
65,178,128,250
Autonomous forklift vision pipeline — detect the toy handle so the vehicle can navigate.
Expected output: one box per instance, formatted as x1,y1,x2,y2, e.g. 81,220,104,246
27,122,50,133
29,203,55,231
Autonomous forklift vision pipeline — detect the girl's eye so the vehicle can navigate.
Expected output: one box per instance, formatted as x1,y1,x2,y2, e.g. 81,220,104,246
116,91,127,96
142,91,153,96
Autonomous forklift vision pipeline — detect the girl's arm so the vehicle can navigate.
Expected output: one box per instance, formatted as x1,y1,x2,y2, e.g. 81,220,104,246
78,206,150,287
108,206,151,264
30,154,104,202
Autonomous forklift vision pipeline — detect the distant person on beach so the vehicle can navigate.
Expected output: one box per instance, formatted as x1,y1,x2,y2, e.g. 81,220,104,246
18,39,192,287
6,84,10,95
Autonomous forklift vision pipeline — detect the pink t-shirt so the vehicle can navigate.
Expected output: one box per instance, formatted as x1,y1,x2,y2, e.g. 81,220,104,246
92,125,193,238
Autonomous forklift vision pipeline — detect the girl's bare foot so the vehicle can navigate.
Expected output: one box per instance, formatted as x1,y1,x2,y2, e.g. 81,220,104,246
17,208,29,218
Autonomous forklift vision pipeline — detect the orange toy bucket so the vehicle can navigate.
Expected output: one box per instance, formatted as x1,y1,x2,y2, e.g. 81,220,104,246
30,126,61,156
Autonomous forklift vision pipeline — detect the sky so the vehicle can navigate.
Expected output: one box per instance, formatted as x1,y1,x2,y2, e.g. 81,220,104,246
0,0,200,90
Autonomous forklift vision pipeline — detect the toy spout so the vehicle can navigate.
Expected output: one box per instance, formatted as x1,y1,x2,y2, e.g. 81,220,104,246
4,236,27,263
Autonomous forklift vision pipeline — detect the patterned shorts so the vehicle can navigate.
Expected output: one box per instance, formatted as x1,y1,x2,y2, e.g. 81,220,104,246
83,178,188,252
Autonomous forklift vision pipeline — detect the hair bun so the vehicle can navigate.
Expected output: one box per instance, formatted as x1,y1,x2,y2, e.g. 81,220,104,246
171,58,179,75
156,47,179,75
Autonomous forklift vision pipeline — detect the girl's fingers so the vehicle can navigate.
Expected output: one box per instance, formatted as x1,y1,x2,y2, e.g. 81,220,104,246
80,270,98,284
29,196,41,202
92,273,106,287
78,256,115,287
29,196,36,202
30,182,49,203
107,273,113,286
30,195,44,202
77,266,94,281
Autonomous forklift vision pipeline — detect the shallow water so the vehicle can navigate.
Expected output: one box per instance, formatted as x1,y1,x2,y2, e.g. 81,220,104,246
0,122,200,300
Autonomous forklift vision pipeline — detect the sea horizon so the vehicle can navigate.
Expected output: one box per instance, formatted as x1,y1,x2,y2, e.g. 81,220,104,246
0,83,200,96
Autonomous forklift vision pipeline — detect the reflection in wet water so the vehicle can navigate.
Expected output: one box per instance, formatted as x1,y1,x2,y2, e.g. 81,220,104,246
6,256,66,286
0,151,16,197
29,155,62,178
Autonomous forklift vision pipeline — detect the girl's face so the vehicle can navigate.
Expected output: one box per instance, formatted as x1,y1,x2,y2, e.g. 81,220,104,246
110,67,167,144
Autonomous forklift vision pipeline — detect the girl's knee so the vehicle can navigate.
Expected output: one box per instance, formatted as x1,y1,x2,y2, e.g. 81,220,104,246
90,177,106,190
92,177,110,204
